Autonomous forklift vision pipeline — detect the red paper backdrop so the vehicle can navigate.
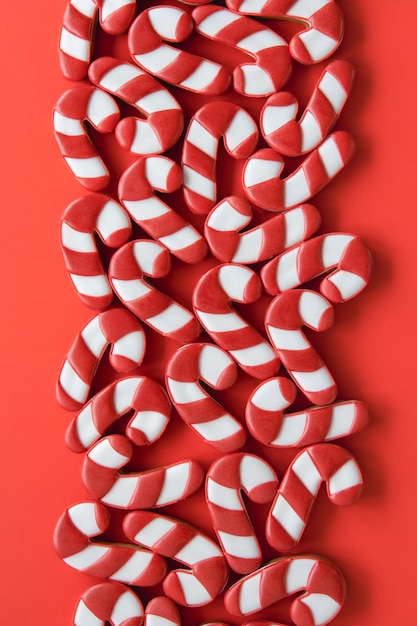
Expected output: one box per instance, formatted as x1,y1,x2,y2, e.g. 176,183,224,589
1,0,416,623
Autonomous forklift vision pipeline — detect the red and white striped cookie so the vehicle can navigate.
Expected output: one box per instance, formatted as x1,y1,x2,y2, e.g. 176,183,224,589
266,443,363,551
206,453,278,574
61,194,132,310
265,290,337,405
124,510,228,606
65,375,171,452
225,0,344,65
192,5,291,97
88,57,183,155
118,157,207,264
165,343,246,452
57,308,146,411
193,264,279,379
182,102,258,215
144,597,181,626
261,60,354,156
82,434,204,509
224,555,346,624
53,85,119,191
54,501,166,585
59,0,136,81
243,132,354,211
261,232,372,303
129,7,230,95
108,240,200,343
246,376,368,447
204,197,321,264
73,582,144,626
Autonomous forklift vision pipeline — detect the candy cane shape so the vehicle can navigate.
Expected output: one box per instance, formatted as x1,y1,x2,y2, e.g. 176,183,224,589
242,132,354,211
54,501,167,586
88,57,183,155
59,0,136,81
206,453,278,574
246,376,368,447
260,60,354,156
182,102,258,215
144,596,181,626
225,0,344,65
224,555,346,624
108,240,200,343
266,444,363,551
265,290,336,405
165,343,246,452
192,5,291,97
57,307,146,411
53,85,119,191
204,197,321,264
124,510,228,607
261,233,372,303
82,434,204,509
118,157,207,264
61,194,132,310
193,264,279,379
73,582,144,626
65,375,171,452
128,7,230,95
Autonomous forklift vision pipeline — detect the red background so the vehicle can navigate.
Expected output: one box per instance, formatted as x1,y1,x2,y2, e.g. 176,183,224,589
1,0,416,623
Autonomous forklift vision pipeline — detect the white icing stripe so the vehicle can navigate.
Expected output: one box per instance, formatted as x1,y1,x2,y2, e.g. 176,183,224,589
196,310,247,332
239,454,276,491
197,9,240,36
198,344,233,386
96,200,130,239
110,590,144,625
187,120,217,157
113,377,142,413
64,545,109,570
100,64,142,91
275,247,300,290
291,367,334,393
181,61,223,91
183,166,215,200
238,572,262,614
175,535,222,565
318,135,344,177
318,70,347,113
291,451,322,495
267,327,309,351
298,290,330,327
218,531,259,558
155,463,191,505
271,494,305,540
112,331,145,362
65,156,107,179
60,360,88,403
136,90,181,113
135,46,181,74
101,476,137,506
101,0,135,22
61,222,95,252
283,166,310,208
286,0,331,17
206,477,242,511
112,278,152,301
68,502,101,536
147,303,193,333
298,28,337,63
285,558,316,593
328,459,362,495
109,550,153,583
176,572,211,605
70,274,111,297
124,197,170,221
193,414,242,441
134,517,175,546
129,411,168,441
88,438,129,468
159,225,200,251
325,403,355,439
229,343,275,366
271,413,307,446
166,378,206,404
71,0,96,18
76,404,101,449
81,315,107,356
224,109,256,151
60,28,90,61
327,270,366,300
299,593,340,625
53,111,83,136
74,599,102,626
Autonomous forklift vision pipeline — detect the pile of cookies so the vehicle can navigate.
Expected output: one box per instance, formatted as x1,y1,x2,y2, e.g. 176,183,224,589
53,0,372,623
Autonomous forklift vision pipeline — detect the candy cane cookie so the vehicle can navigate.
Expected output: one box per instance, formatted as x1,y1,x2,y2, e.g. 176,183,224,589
53,85,120,191
59,0,136,81
225,0,344,65
118,157,207,264
88,57,183,155
73,581,144,626
165,343,246,452
224,555,346,624
65,375,171,452
144,596,181,626
266,443,363,551
193,264,279,379
242,132,354,211
261,233,372,303
182,102,258,215
61,194,132,310
246,376,368,447
192,5,291,97
265,290,336,405
124,510,228,606
54,501,167,585
108,240,200,343
57,308,146,411
204,196,321,264
261,60,354,156
82,434,203,509
206,453,278,574
129,7,230,95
